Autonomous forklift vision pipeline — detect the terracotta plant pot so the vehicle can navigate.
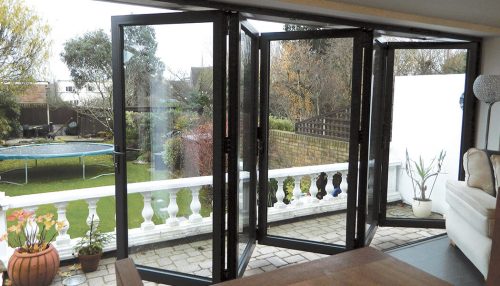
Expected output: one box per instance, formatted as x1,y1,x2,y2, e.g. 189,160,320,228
79,252,102,273
8,244,60,286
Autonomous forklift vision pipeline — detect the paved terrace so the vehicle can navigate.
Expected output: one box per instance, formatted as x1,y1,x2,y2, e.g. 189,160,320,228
50,204,445,286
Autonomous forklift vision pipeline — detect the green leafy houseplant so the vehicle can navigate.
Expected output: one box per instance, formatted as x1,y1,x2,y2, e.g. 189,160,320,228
405,149,446,201
74,215,112,272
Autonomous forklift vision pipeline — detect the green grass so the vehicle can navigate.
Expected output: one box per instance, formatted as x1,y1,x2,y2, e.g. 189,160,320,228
0,156,212,240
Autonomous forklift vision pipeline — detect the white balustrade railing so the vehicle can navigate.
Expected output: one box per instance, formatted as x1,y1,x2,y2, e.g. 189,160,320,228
0,161,401,266
265,161,401,222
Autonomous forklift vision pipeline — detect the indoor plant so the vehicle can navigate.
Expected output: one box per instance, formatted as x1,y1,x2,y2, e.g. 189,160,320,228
405,149,446,218
74,214,112,272
0,210,65,286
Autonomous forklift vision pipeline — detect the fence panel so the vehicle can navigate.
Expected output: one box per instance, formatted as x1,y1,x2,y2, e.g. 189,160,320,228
295,108,350,141
19,106,48,125
19,106,108,136
51,107,77,124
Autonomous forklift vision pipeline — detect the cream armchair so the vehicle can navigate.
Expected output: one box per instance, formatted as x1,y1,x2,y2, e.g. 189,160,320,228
445,180,496,278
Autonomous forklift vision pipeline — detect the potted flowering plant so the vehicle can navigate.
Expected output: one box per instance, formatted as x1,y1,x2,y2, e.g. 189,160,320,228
405,149,446,218
0,210,65,286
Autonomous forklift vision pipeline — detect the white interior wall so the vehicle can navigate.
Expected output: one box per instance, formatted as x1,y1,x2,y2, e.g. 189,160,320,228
476,37,500,150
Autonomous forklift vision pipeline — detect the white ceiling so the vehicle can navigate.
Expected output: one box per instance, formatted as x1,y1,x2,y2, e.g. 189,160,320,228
106,0,500,37
217,0,500,37
330,0,500,28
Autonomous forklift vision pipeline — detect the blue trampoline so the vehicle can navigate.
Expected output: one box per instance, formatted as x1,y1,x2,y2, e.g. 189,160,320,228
0,143,114,184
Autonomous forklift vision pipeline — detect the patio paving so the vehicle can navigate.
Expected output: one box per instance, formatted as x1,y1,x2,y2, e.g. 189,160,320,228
49,204,446,286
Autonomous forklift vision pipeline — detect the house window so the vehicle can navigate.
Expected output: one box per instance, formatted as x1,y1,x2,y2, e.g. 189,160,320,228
87,86,94,91
66,86,75,92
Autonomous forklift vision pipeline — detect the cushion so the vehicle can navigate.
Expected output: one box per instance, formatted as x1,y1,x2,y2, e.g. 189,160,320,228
492,154,500,194
446,180,496,238
463,148,495,196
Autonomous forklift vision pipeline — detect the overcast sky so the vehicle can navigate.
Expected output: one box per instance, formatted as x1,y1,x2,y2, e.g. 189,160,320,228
25,0,283,81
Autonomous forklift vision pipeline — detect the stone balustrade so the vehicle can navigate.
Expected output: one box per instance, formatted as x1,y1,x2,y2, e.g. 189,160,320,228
0,161,401,266
266,161,401,221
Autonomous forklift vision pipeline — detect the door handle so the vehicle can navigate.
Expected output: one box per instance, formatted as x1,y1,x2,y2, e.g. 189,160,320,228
113,150,125,173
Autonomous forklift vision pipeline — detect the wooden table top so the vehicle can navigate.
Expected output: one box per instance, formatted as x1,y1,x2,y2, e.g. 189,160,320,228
215,247,451,286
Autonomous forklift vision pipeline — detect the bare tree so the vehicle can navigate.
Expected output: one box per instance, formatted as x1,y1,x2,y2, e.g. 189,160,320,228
269,37,352,121
394,48,466,76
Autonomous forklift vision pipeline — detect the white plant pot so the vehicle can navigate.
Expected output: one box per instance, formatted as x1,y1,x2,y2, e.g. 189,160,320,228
412,199,432,218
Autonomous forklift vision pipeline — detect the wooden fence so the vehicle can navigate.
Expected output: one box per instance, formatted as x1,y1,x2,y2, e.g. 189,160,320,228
19,106,108,136
294,108,350,141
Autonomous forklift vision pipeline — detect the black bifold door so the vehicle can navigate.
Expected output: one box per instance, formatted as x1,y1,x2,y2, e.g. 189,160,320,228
367,40,479,241
112,11,262,284
257,28,374,252
112,10,376,285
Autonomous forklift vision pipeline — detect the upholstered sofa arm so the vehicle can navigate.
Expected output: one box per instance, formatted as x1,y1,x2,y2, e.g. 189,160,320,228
446,180,496,237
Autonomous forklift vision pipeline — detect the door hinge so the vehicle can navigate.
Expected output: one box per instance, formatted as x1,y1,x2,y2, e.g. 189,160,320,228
257,126,262,140
224,137,231,153
358,130,364,143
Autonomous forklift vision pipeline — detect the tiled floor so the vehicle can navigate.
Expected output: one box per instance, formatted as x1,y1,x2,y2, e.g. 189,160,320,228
387,236,484,285
50,204,445,286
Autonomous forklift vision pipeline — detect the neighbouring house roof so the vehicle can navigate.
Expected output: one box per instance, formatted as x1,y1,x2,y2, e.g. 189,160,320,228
17,82,49,107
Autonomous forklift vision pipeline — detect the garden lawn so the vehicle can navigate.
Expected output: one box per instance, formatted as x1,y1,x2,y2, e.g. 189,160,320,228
0,155,212,240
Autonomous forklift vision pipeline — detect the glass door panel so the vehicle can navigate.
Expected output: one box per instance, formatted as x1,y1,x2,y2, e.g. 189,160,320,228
124,21,215,275
378,42,476,228
258,29,369,254
360,40,382,246
266,36,352,246
237,20,258,275
112,11,227,284
227,15,258,278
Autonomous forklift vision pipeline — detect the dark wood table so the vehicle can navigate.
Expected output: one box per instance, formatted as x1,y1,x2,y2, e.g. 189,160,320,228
216,247,451,286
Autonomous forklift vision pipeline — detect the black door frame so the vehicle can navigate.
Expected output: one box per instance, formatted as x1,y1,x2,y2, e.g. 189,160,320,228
360,40,388,246
356,32,376,247
112,11,228,285
376,41,480,229
257,28,374,254
226,13,260,279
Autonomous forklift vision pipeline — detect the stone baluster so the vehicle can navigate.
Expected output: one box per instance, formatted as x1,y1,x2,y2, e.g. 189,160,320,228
309,175,319,204
274,177,286,209
141,192,155,231
340,172,348,195
55,202,71,246
323,173,334,201
166,189,179,226
86,199,100,232
189,187,202,223
292,176,303,206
